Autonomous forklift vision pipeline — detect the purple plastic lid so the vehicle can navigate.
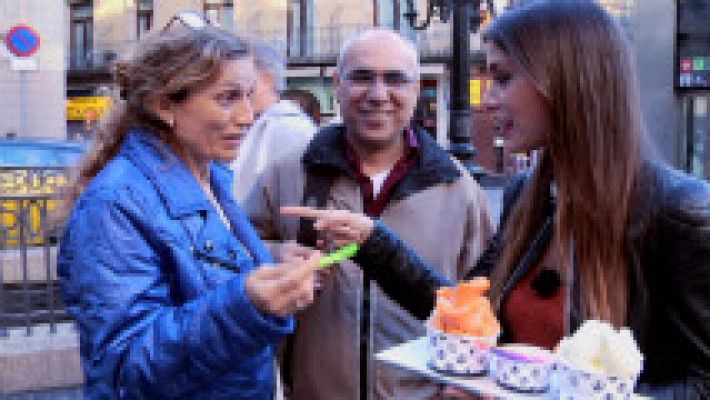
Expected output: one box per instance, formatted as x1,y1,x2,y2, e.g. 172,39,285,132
491,346,552,364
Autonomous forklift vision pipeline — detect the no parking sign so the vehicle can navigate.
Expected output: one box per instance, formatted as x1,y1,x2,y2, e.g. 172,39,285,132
5,24,40,57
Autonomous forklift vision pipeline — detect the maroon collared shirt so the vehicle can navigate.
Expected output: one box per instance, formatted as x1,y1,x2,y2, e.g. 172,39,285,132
345,128,420,218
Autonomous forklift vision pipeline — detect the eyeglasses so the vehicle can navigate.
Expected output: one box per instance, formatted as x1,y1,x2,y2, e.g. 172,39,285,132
344,69,416,89
161,10,211,32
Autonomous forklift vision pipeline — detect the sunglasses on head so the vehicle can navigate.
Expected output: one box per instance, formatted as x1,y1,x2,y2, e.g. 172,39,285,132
161,10,211,32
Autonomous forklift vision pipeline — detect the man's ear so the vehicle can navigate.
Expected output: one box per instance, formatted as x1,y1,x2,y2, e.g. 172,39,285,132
144,93,175,127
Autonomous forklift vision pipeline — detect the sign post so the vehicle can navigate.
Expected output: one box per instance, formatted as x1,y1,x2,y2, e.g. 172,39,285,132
4,24,40,138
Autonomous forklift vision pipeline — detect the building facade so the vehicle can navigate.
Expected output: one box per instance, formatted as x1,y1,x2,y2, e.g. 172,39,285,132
0,0,66,139
61,0,506,155
672,0,710,179
3,0,707,180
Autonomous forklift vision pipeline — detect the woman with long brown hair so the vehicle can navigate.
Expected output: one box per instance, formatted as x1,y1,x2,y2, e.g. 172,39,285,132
282,1,709,397
58,12,319,398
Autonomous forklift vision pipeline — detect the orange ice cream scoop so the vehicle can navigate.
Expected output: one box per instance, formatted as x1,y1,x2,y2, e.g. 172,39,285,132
455,277,491,304
430,277,500,337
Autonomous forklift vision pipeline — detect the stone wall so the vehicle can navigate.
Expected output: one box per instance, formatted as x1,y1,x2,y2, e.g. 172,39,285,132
0,323,82,394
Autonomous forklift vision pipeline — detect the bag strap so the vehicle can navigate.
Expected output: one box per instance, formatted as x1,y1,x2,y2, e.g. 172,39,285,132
296,168,335,246
283,167,335,396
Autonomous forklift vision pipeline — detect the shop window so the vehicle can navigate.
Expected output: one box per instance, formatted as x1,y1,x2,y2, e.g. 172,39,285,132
413,80,438,138
70,0,93,69
204,0,234,30
375,0,399,29
287,0,313,57
137,0,153,38
685,95,710,179
676,0,710,90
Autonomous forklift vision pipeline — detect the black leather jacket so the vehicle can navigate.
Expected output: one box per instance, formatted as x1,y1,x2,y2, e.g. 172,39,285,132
354,161,710,399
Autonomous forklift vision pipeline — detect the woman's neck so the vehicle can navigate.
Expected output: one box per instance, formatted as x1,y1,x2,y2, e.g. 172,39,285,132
192,164,211,190
171,144,211,187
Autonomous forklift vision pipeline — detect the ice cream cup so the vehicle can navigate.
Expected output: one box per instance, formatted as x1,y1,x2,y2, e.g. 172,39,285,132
426,326,498,376
554,360,641,400
489,344,554,393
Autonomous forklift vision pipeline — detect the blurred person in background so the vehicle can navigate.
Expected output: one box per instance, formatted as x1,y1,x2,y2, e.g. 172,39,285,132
231,42,316,205
282,2,710,398
281,89,322,125
58,13,319,399
246,28,493,400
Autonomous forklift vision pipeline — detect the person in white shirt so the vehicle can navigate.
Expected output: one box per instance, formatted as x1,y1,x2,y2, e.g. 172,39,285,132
231,42,316,204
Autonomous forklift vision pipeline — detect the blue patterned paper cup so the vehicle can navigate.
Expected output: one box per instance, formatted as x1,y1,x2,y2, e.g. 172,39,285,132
555,361,640,400
489,345,554,393
426,327,498,376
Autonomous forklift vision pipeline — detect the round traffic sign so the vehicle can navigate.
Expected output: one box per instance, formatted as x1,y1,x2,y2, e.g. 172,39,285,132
5,25,40,57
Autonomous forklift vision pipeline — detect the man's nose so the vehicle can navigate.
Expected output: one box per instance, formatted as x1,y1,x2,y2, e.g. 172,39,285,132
232,98,254,127
365,78,389,102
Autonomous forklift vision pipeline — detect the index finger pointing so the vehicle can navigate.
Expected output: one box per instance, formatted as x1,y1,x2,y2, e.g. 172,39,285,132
280,206,330,219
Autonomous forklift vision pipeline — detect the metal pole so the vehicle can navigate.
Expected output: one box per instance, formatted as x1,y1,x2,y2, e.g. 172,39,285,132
19,199,31,336
686,97,694,173
41,197,57,334
449,0,484,178
20,70,27,137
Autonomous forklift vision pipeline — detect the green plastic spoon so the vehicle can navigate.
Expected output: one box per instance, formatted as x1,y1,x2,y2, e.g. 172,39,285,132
318,243,359,269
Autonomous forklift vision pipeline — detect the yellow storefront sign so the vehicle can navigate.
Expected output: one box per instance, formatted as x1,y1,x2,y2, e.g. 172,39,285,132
469,79,491,106
67,96,112,121
1,170,68,247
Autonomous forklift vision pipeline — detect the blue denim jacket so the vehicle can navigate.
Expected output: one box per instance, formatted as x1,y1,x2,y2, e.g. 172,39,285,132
58,129,293,399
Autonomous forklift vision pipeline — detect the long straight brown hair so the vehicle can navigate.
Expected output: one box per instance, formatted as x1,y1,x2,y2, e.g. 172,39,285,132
484,0,647,327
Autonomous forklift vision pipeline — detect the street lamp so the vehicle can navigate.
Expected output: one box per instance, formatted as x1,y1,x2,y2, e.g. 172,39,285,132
404,0,495,179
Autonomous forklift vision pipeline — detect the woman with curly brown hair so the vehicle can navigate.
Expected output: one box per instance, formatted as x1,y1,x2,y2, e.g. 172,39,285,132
58,13,318,399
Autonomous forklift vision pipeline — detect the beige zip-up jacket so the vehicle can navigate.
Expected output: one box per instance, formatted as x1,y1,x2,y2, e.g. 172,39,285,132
244,124,493,400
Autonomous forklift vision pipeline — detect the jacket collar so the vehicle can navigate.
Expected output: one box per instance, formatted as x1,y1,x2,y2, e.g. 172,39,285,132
119,128,234,218
301,123,461,200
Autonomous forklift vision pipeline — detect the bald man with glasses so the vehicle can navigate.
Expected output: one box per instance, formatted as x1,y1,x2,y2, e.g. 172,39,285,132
245,28,493,400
